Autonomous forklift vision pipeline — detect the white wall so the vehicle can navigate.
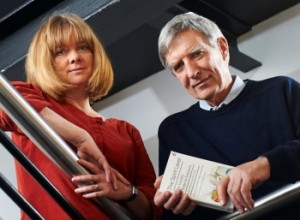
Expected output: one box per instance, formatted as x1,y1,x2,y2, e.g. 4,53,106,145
1,3,299,219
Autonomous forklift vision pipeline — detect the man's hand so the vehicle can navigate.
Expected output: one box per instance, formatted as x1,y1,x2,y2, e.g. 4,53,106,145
154,175,196,216
218,156,270,213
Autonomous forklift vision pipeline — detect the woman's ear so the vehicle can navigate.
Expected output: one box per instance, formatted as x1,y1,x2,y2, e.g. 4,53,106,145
217,37,229,61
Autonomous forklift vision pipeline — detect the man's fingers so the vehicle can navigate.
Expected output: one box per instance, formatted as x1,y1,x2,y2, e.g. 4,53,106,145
218,175,229,206
172,194,195,215
182,201,197,216
154,190,172,206
163,190,183,210
154,176,163,189
240,181,254,210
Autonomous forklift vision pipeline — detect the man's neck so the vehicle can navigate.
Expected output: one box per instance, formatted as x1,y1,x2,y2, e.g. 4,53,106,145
199,75,246,110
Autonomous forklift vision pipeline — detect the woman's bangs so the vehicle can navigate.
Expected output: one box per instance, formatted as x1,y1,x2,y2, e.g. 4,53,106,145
47,19,94,55
47,25,72,54
72,27,92,47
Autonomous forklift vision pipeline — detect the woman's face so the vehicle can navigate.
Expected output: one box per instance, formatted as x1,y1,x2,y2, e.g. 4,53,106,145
53,34,93,87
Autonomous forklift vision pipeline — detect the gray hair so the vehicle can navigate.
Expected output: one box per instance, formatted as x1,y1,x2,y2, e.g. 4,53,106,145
158,12,224,68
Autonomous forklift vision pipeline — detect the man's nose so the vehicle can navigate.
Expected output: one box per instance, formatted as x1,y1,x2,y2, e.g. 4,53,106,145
185,61,199,78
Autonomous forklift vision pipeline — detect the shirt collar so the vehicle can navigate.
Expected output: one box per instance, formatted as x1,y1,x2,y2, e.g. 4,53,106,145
199,75,245,111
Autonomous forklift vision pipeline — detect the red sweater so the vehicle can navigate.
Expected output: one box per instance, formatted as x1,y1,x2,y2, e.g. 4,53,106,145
0,81,160,220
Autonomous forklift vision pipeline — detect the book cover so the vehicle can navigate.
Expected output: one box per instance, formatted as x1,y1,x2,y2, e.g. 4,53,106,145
159,151,234,212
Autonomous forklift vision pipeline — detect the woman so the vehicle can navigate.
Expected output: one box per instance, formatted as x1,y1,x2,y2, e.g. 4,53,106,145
0,12,160,220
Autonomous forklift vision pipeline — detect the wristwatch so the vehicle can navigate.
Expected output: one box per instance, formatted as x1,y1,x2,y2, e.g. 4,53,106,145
124,185,138,202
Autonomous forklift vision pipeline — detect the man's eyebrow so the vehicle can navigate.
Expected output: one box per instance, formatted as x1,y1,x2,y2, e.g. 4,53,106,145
189,44,206,54
167,61,178,70
167,45,206,69
166,57,180,70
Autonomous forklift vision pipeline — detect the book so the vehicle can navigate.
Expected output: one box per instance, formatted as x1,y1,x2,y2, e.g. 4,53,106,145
159,151,234,212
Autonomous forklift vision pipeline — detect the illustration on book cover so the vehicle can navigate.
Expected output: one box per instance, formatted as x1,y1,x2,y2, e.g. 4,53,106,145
208,165,231,203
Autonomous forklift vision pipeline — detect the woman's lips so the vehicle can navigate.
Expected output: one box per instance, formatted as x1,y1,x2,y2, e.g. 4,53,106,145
69,67,84,73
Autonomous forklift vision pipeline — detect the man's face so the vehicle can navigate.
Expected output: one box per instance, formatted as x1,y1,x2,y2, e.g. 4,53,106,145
165,29,232,105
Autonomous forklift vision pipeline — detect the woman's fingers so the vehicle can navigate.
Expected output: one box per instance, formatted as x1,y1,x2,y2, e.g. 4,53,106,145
77,158,119,190
72,174,103,186
113,168,130,186
74,183,99,193
77,159,101,173
98,157,112,182
73,177,114,198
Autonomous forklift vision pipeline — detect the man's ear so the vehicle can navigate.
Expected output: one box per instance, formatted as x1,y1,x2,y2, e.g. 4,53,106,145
217,37,229,61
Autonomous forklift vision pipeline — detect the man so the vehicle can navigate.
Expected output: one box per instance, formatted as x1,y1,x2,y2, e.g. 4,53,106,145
153,12,300,219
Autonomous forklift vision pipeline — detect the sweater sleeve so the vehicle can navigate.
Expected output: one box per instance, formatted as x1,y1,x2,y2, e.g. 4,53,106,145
0,81,51,132
263,77,300,183
158,121,171,176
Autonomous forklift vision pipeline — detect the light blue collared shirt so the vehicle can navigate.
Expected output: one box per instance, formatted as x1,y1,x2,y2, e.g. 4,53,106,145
199,75,245,111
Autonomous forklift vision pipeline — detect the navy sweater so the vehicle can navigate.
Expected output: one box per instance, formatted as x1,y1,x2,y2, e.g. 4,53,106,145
158,76,300,219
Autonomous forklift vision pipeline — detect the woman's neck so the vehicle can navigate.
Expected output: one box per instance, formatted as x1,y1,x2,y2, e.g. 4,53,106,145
65,91,103,118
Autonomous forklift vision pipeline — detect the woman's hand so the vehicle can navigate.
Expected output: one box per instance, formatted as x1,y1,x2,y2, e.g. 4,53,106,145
72,159,130,200
74,132,119,189
39,107,120,190
74,159,153,219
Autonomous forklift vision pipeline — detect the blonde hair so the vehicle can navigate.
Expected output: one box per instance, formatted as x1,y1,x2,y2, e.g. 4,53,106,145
25,12,113,102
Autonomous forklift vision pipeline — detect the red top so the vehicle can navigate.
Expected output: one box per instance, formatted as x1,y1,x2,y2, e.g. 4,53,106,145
0,81,160,220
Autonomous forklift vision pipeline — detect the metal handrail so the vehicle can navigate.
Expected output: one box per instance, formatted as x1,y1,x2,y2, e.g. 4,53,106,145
218,181,300,220
0,73,133,219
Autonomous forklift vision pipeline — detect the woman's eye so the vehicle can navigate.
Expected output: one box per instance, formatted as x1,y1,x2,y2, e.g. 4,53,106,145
55,49,65,56
79,45,89,51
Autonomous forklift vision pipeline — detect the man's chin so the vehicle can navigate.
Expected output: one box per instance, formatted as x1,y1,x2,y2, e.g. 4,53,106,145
193,91,215,101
